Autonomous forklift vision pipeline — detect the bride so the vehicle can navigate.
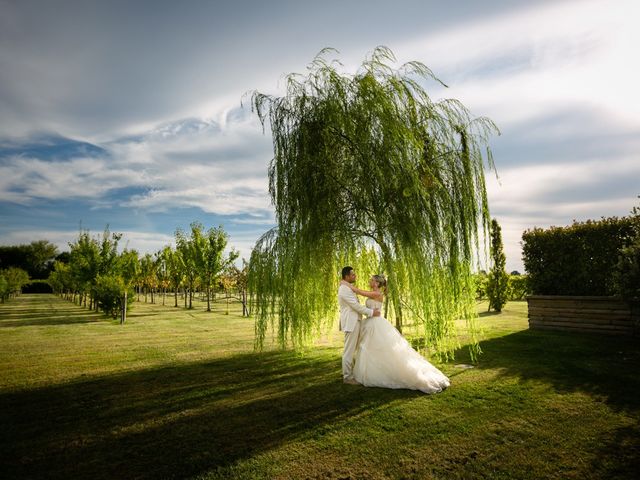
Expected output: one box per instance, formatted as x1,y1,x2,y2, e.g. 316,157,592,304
341,275,450,394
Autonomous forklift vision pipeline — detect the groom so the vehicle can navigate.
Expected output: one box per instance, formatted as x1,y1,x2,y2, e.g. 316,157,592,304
338,266,380,385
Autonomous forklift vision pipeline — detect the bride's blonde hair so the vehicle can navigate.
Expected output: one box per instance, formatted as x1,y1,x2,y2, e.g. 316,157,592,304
372,274,387,293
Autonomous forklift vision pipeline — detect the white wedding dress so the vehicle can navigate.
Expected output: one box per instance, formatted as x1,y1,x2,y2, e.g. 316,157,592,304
353,299,450,394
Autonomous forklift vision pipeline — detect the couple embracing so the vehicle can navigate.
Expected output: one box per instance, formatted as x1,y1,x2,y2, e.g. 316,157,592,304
338,266,450,394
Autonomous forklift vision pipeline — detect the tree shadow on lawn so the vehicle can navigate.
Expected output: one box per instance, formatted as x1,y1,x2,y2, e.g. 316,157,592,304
0,300,160,327
115,312,160,319
450,329,640,477
590,422,640,479
453,328,640,414
0,349,420,479
0,307,107,327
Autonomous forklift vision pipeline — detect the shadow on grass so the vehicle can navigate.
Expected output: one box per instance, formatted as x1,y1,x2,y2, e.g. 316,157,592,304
453,328,640,414
0,349,419,479
591,422,640,478
120,312,160,319
0,295,107,327
0,295,162,327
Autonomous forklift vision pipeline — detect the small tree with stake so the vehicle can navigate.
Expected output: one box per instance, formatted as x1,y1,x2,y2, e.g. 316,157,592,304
190,222,239,312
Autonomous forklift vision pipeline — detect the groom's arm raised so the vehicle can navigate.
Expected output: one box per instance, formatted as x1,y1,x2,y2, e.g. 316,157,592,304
338,287,380,317
341,281,384,302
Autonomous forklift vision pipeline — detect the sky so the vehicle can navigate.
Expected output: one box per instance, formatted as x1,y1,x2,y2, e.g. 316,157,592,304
1,0,639,273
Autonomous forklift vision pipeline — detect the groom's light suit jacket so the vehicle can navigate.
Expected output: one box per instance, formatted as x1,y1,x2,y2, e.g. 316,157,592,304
338,284,374,332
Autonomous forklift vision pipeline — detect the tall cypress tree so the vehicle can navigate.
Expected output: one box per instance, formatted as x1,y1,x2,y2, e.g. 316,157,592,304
487,218,509,312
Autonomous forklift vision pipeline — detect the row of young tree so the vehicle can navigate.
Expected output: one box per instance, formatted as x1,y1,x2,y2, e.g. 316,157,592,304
47,222,246,321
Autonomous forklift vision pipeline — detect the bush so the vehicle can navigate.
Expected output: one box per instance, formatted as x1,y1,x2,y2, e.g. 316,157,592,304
0,274,8,302
473,273,529,301
0,267,30,297
93,275,134,319
522,216,637,296
614,202,640,300
472,271,488,300
508,274,530,300
614,237,640,300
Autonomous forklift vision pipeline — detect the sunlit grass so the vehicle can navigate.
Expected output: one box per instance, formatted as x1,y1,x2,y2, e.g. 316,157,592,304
1,294,638,479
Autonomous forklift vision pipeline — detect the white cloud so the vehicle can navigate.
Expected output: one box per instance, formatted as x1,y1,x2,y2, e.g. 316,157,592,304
1,110,275,217
487,156,640,213
0,155,146,204
394,0,640,128
110,111,274,216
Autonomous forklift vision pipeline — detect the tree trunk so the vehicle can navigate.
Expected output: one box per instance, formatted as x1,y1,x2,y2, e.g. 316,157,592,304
188,284,193,309
174,287,178,307
379,240,403,333
206,283,211,312
242,288,247,316
121,291,127,325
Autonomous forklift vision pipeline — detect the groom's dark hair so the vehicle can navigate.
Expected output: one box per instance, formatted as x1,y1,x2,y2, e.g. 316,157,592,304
341,266,354,279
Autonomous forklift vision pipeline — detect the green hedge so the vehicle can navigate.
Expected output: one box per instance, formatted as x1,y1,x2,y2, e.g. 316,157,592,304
509,275,530,300
522,216,637,296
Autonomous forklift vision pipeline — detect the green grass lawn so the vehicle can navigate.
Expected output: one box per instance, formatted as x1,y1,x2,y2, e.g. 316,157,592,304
1,294,639,479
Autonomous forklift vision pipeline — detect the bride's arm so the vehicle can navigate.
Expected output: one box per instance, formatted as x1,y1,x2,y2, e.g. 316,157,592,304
341,281,384,301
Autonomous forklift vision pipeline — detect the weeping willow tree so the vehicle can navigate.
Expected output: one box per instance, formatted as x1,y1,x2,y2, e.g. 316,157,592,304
248,46,498,359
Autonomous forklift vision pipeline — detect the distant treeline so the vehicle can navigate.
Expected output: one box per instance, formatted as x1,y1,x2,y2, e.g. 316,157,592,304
0,240,61,300
0,240,62,280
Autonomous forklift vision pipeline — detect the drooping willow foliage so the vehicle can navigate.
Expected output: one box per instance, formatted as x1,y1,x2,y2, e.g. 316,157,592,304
248,47,498,359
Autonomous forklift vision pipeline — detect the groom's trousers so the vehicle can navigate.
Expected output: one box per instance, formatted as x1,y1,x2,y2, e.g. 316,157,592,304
342,320,361,380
